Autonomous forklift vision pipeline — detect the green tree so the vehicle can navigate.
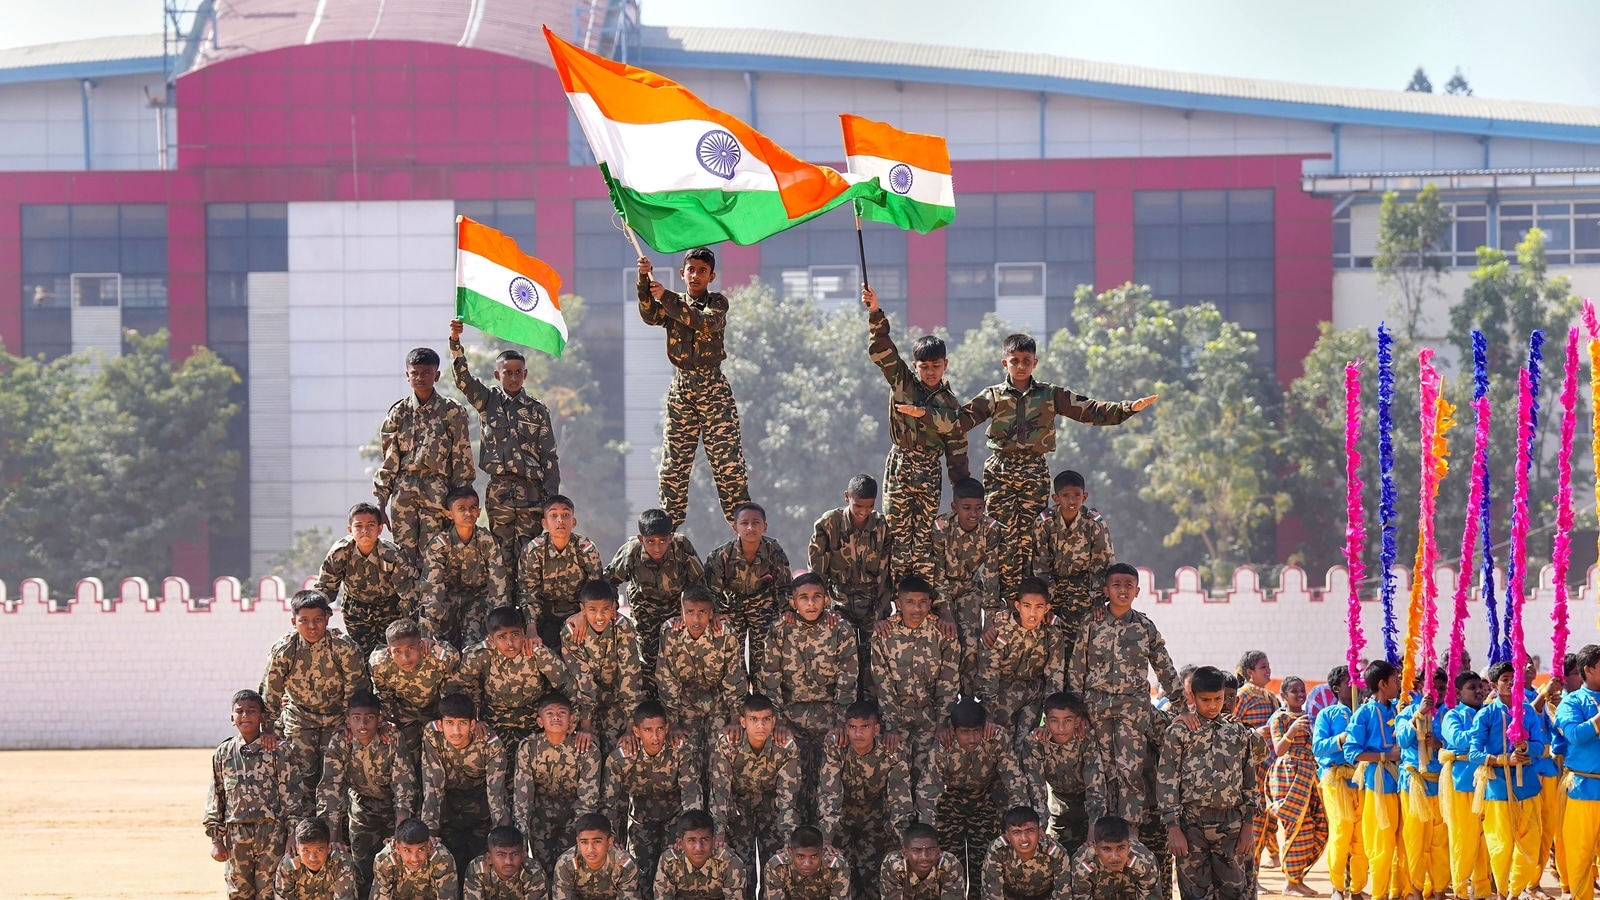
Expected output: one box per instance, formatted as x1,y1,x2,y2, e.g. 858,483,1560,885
1375,184,1453,339
1406,67,1433,93
260,525,334,586
1444,68,1473,96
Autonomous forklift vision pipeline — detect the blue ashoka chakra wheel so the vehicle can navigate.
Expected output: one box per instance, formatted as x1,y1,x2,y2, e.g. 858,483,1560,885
697,129,742,180
508,276,540,312
888,163,914,195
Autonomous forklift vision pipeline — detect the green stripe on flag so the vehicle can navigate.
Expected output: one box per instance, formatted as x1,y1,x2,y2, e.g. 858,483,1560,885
456,287,567,358
858,194,955,233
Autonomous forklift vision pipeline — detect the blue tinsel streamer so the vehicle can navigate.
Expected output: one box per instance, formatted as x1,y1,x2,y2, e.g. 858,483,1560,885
1377,323,1399,665
1475,331,1503,664
1501,330,1545,663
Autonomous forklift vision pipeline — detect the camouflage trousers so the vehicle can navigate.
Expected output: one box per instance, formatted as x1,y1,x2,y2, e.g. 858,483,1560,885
834,591,883,701
1085,695,1160,825
339,594,408,660
419,589,491,649
991,682,1048,750
659,367,749,529
714,593,782,679
982,452,1050,598
347,792,398,897
725,799,785,887
282,719,340,797
936,793,1000,896
527,803,578,875
590,700,630,760
781,702,837,823
393,720,427,777
221,820,285,900
883,447,942,582
629,599,676,697
1176,807,1249,900
1049,791,1090,858
387,473,452,565
1140,807,1174,900
486,473,545,576
889,707,941,789
1051,584,1102,667
947,587,1003,698
625,817,674,900
835,806,895,900
440,788,492,879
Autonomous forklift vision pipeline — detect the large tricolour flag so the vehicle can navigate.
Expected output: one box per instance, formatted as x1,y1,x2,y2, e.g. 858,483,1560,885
841,114,955,233
544,27,882,252
455,216,567,358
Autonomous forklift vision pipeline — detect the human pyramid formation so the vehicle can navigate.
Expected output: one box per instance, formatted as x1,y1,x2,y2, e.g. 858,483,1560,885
203,247,1600,900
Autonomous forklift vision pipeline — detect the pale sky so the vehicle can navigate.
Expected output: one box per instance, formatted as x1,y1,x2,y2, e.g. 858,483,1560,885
6,0,1600,107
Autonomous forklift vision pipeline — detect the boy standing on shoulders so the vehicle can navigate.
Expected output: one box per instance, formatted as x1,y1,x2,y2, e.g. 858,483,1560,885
259,590,365,792
977,575,1065,749
1033,470,1116,651
374,346,474,565
421,485,509,648
810,474,898,685
316,689,416,896
606,508,705,695
930,477,1008,697
316,502,420,658
205,688,303,900
562,579,644,754
369,619,462,764
657,586,748,757
705,501,792,677
517,495,603,651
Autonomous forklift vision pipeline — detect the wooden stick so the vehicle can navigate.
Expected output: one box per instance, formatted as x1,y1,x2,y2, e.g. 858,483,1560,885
623,222,646,259
854,202,871,292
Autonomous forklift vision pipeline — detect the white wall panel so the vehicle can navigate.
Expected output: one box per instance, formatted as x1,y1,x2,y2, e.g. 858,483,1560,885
247,272,292,574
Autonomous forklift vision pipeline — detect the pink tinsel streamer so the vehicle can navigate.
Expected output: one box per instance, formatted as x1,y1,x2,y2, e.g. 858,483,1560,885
1422,382,1451,699
1552,328,1578,679
1447,389,1490,707
1344,363,1368,685
1403,352,1449,706
1509,367,1534,742
1584,300,1600,638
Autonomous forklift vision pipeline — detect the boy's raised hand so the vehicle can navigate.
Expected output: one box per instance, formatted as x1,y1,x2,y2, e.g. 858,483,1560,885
449,318,464,342
638,256,665,300
1131,395,1159,412
861,285,879,314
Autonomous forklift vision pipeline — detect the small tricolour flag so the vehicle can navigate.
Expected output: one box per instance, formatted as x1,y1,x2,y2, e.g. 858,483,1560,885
455,216,567,358
841,115,955,233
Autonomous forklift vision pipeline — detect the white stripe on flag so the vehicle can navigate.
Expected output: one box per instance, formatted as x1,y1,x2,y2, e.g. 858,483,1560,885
458,249,567,338
568,91,783,194
846,153,954,208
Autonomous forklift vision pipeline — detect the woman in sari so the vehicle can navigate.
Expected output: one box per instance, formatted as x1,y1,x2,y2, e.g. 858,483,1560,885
1269,676,1329,897
1236,650,1281,870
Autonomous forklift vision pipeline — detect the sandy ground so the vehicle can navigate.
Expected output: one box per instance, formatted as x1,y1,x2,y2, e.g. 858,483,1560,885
2,747,1339,899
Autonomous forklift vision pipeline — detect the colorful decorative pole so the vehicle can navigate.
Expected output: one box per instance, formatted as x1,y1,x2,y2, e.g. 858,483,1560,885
1345,363,1368,685
1403,351,1451,707
1447,331,1491,707
1477,331,1504,666
1551,327,1578,679
1378,324,1400,664
1584,300,1600,632
1508,331,1543,744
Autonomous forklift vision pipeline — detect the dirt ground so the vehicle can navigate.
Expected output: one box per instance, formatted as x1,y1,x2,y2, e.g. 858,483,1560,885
2,747,1339,899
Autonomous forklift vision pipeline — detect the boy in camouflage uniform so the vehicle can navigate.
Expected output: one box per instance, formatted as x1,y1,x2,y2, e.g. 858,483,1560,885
1021,691,1097,857
760,573,859,794
879,823,967,900
464,826,549,900
317,690,417,895
931,477,1008,696
978,576,1066,748
371,817,458,900
1033,470,1116,653
453,605,573,748
817,700,916,899
710,693,802,881
514,692,602,874
421,485,510,648
861,284,969,582
763,827,851,900
370,618,462,765
809,474,895,662
653,810,748,900
957,335,1152,598
870,575,959,775
450,318,561,573
374,346,475,565
205,689,304,900
553,813,644,900
273,818,360,900
606,508,705,694
705,501,792,677
657,586,748,758
562,580,644,754
920,700,1031,894
517,495,604,650
260,590,366,792
605,702,705,891
421,692,512,878
316,502,420,658
981,807,1072,900
1067,815,1160,900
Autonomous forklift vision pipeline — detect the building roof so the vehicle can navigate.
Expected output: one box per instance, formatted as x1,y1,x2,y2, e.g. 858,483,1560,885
0,34,164,85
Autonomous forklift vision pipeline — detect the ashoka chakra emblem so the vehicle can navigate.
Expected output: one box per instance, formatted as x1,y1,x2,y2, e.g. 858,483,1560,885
697,130,742,180
888,163,914,195
509,276,540,312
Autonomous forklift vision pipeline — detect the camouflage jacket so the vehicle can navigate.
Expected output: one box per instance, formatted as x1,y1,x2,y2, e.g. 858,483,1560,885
759,612,858,711
654,846,748,900
463,853,550,900
204,735,305,839
868,308,970,475
370,641,462,725
816,738,915,839
260,629,367,733
452,641,572,732
606,535,706,620
513,731,602,825
374,391,474,502
419,724,511,830
1020,731,1094,818
518,533,604,620
1067,605,1184,716
920,733,1030,821
980,834,1071,900
879,849,967,900
870,616,960,733
275,849,360,900
603,736,704,827
1032,508,1115,601
704,535,792,610
562,616,644,722
451,337,560,490
763,847,850,900
960,379,1139,456
807,507,893,622
930,513,1007,613
1156,714,1258,823
977,610,1066,711
1067,840,1159,900
638,276,727,370
371,842,458,900
709,732,801,834
657,617,748,726
552,845,643,900
317,730,418,842
423,525,510,606
316,536,419,605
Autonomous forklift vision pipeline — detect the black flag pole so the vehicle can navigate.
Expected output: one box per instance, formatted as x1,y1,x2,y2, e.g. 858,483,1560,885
854,200,871,293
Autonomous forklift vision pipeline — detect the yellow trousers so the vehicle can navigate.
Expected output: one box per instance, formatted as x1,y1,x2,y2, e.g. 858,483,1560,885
1562,797,1600,900
1321,780,1369,894
1362,790,1409,899
1539,774,1562,890
1402,789,1449,895
1482,796,1543,896
1441,781,1490,897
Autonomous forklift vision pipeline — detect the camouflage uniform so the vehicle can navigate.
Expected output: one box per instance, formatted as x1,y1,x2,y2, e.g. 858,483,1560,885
552,844,643,900
759,610,858,813
604,737,705,891
260,629,366,791
451,335,561,572
1067,604,1182,825
709,731,802,873
1020,730,1094,856
808,507,894,635
421,525,510,649
513,731,602,873
878,849,967,900
463,853,550,900
653,846,749,900
977,609,1066,747
452,640,573,746
704,535,792,677
317,729,418,894
920,733,1031,894
638,275,749,528
370,641,462,764
1032,507,1115,653
420,723,512,876
273,848,360,900
563,615,644,754
930,512,1009,696
316,536,420,658
370,841,458,900
763,846,852,900
958,381,1136,598
375,391,475,565
817,737,916,899
870,614,960,776
657,616,748,759
1067,840,1159,900
1155,715,1258,900
518,532,604,650
866,307,970,582
204,734,304,900
1134,734,1173,900
980,833,1072,900
606,534,705,694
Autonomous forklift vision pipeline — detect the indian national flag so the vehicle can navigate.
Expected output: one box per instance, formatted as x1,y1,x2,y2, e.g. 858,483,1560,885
544,27,883,253
841,115,955,233
455,216,567,358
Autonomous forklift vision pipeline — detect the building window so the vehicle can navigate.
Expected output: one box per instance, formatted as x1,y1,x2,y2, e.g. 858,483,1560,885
21,203,167,359
1499,202,1600,265
945,192,1093,341
760,211,907,320
455,200,536,252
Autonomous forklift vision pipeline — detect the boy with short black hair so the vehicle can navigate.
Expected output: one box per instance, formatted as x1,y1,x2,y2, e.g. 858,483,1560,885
930,476,1008,696
653,809,748,900
1470,660,1548,900
370,617,462,764
981,806,1072,900
1033,470,1116,645
638,248,750,529
421,484,509,648
260,590,365,792
1067,815,1159,900
810,474,895,678
514,691,602,874
657,585,748,756
759,572,859,799
978,575,1065,748
763,826,850,900
1349,659,1406,900
921,698,1031,893
316,502,421,657
705,500,793,676
1438,669,1487,900
464,825,549,900
205,688,304,900
553,812,643,900
371,817,458,900
316,689,416,895
1312,664,1370,900
452,604,573,748
817,699,915,899
606,507,705,694
1157,665,1257,900
879,822,967,900
1396,668,1450,900
449,317,561,575
375,345,475,565
517,494,604,650
871,574,959,774
1022,690,1096,856
710,692,802,880
563,579,643,754
604,701,705,892
273,817,359,900
421,692,511,878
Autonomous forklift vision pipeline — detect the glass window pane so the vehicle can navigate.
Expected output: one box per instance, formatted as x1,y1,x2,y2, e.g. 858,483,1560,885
1333,220,1351,255
1229,295,1275,331
1134,191,1180,225
1229,259,1275,294
1455,203,1487,218
1575,218,1600,251
995,262,1045,298
120,205,166,238
1228,224,1274,258
1181,190,1227,224
1499,204,1533,218
947,231,996,263
247,203,287,237
947,264,992,299
71,239,119,271
120,238,168,274
1044,227,1093,261
1181,223,1227,259
249,237,289,272
22,239,71,274
1181,259,1227,296
1538,203,1571,216
1046,192,1093,227
1576,203,1600,215
1455,220,1487,256
22,205,70,238
1134,225,1181,261
954,193,995,229
456,200,495,222
1046,261,1095,299
24,275,69,308
1538,219,1571,250
122,275,168,308
994,227,1044,261
209,237,249,272
995,193,1045,227
70,205,119,238
208,203,248,237
208,273,249,307
1136,260,1181,297
1228,189,1274,223
1500,220,1531,250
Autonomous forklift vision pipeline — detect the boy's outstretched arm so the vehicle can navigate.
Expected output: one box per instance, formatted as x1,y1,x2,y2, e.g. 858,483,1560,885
637,257,667,326
1051,388,1158,426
